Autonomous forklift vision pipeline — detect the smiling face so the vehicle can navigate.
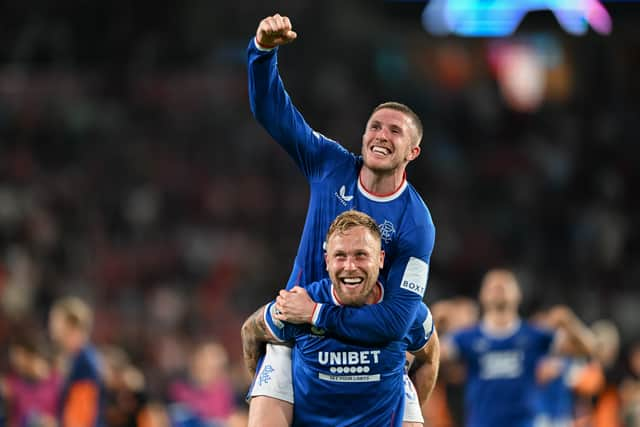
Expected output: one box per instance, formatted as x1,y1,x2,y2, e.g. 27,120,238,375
361,107,421,174
325,225,385,307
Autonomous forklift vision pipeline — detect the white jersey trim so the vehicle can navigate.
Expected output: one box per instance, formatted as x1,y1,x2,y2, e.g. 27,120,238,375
254,38,275,52
479,319,522,339
263,303,287,343
357,174,408,202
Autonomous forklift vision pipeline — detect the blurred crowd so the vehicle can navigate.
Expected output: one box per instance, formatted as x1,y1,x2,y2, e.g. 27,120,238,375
423,296,640,427
0,0,638,426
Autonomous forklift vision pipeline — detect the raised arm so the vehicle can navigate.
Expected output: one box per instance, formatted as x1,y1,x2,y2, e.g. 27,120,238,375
248,14,350,180
547,305,597,357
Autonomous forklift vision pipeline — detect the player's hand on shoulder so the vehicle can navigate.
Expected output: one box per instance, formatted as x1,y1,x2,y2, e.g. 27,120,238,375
256,13,298,48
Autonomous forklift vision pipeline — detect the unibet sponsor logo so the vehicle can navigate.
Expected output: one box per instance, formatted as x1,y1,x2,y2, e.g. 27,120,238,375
318,350,381,375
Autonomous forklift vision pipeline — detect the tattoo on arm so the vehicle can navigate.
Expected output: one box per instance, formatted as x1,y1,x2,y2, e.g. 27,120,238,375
241,305,279,375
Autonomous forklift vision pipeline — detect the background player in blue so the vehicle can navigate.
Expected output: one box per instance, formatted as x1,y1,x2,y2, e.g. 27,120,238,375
49,296,105,427
242,210,439,427
438,269,596,427
245,13,437,425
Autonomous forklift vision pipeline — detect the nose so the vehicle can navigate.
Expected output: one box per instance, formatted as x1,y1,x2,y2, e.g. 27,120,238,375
344,256,357,271
374,127,389,141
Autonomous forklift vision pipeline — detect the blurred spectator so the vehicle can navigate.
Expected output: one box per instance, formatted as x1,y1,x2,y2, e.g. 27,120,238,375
2,331,60,427
581,319,624,427
49,296,105,427
0,1,636,425
620,342,640,427
101,346,152,427
167,341,237,427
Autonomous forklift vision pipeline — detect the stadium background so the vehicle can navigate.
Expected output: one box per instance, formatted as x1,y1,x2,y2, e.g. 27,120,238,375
0,0,638,425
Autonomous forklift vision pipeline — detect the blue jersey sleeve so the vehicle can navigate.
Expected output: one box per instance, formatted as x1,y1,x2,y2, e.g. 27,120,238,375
407,303,434,352
313,223,435,343
247,39,352,181
264,301,297,342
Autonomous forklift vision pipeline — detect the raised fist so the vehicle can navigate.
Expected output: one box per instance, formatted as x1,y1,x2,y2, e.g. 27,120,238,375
256,13,297,48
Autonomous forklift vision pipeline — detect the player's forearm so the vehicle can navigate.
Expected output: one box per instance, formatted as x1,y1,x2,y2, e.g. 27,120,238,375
241,305,274,375
552,306,596,356
411,330,440,406
316,297,417,343
247,40,299,147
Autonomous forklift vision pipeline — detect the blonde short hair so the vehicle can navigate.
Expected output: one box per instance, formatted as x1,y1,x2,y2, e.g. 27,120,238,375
51,296,94,333
325,210,381,245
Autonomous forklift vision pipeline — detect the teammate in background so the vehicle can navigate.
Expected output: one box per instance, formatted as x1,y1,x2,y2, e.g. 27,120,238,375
49,296,105,427
421,298,480,427
438,269,596,427
242,210,439,426
2,331,61,427
531,307,605,427
246,13,436,426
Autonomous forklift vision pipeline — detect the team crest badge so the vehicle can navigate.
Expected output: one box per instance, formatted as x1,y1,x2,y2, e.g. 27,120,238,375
379,220,396,244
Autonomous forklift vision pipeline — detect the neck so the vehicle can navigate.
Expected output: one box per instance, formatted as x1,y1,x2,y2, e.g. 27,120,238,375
364,283,382,305
64,333,87,355
359,167,406,196
483,309,519,332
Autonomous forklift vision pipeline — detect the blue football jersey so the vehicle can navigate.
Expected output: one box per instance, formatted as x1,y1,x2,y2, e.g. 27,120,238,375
248,39,436,343
536,356,580,426
58,345,105,427
264,279,434,427
449,321,554,427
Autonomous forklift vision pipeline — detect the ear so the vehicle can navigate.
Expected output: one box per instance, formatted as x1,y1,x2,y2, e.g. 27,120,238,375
407,144,421,161
379,250,385,269
325,253,329,271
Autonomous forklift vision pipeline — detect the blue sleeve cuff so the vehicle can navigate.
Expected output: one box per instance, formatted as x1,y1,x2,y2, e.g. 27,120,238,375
264,302,288,342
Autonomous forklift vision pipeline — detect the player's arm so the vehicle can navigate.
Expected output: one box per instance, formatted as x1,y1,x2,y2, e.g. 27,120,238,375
248,14,351,180
410,329,440,407
241,302,291,376
62,380,99,427
406,304,440,406
547,305,597,357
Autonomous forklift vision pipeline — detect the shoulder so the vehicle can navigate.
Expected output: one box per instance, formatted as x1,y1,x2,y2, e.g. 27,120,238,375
523,322,555,341
402,183,435,231
450,325,481,342
72,346,101,377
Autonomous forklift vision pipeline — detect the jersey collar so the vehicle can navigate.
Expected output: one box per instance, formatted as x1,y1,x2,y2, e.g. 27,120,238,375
479,318,522,339
357,171,407,202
